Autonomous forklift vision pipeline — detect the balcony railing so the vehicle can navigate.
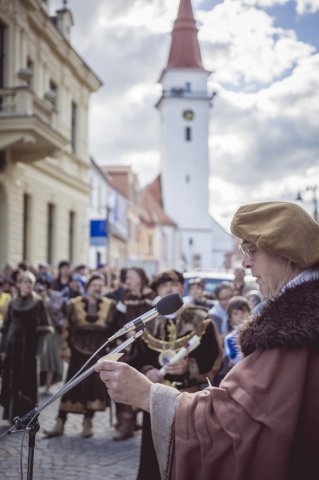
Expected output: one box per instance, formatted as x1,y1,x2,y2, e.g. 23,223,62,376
163,87,214,100
0,85,57,128
155,87,216,108
0,85,67,161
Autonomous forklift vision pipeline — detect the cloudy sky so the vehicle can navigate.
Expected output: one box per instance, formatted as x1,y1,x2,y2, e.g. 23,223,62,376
51,0,319,229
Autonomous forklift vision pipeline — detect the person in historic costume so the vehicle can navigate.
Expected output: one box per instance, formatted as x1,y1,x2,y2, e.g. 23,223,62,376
0,271,53,421
111,266,157,442
35,279,65,394
44,273,116,438
0,275,11,328
96,201,319,480
126,269,222,480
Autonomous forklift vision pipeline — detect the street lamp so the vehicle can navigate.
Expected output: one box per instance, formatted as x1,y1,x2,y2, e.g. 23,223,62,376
105,191,116,288
105,205,112,288
296,185,318,222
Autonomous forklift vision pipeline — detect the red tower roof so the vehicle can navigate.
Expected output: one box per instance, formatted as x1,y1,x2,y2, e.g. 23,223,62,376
166,0,204,70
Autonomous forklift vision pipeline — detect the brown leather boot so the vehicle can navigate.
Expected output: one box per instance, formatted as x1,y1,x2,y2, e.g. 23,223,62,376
82,417,93,438
43,418,64,437
112,418,134,441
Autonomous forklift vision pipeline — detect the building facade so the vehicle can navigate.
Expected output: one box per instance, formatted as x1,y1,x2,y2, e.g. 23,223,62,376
0,0,101,269
139,175,179,277
102,165,142,266
89,159,128,271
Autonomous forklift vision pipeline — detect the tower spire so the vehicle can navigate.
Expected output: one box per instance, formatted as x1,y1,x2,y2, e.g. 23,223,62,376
166,0,204,70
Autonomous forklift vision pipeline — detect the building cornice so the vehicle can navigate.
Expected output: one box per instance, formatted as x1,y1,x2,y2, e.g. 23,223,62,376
25,4,102,93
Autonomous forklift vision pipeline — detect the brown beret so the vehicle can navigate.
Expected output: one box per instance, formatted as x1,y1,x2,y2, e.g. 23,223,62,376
150,270,183,291
230,201,319,268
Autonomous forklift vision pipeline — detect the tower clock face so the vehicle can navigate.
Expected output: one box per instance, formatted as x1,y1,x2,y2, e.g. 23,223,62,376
183,109,194,121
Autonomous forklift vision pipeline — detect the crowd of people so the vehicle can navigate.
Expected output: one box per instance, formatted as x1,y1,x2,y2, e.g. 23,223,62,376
2,200,318,480
0,256,263,478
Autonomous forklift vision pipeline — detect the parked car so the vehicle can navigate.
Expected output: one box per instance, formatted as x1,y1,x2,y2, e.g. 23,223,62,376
183,271,234,297
183,270,257,297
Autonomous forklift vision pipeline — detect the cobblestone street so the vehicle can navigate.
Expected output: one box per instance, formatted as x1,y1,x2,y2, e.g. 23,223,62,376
0,385,141,480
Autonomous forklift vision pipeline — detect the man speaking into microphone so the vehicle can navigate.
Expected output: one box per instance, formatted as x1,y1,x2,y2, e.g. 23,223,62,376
97,202,319,480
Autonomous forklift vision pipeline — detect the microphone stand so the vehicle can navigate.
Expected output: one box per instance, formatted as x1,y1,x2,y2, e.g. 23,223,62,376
1,329,144,480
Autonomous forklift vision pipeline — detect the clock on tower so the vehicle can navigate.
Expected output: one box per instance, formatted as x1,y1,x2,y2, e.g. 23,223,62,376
182,109,194,121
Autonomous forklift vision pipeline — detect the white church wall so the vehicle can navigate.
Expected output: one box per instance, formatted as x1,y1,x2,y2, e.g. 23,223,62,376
179,228,213,271
159,92,211,227
153,224,179,272
179,219,232,271
211,218,233,269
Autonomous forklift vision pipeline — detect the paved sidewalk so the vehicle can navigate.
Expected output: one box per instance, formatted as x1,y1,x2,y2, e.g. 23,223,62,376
0,387,141,480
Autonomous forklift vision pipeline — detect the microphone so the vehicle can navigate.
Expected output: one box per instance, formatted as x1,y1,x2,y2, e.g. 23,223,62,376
108,292,183,342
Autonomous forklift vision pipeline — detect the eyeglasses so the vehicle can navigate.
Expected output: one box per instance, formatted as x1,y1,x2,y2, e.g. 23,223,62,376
239,242,257,260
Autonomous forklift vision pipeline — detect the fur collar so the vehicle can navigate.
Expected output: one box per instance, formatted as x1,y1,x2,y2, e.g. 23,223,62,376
239,279,319,356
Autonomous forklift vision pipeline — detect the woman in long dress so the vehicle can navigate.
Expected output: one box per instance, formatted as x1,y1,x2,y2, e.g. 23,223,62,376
0,271,53,421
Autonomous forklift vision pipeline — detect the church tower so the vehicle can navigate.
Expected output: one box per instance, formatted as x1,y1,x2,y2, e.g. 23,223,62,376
157,0,215,269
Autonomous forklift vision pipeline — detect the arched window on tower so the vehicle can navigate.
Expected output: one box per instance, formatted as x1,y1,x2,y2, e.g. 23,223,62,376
185,126,192,142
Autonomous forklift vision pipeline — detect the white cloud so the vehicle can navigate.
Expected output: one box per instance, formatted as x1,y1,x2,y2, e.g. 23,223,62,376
114,151,161,187
199,1,314,87
49,0,319,227
209,165,319,228
99,0,178,33
230,0,319,14
296,0,319,14
207,51,319,215
208,51,319,222
241,0,289,6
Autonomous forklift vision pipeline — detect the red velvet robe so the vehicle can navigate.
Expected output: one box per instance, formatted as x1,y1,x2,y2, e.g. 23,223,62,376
152,279,319,480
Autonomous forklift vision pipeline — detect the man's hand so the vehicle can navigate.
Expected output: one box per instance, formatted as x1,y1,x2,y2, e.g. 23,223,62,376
96,361,152,412
165,357,189,375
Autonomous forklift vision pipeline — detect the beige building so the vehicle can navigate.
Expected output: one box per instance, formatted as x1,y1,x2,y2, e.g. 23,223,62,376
0,0,101,269
139,175,179,276
102,165,142,264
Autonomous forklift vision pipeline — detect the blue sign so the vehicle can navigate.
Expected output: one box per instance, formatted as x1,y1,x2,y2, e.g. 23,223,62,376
90,219,108,238
90,237,106,247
